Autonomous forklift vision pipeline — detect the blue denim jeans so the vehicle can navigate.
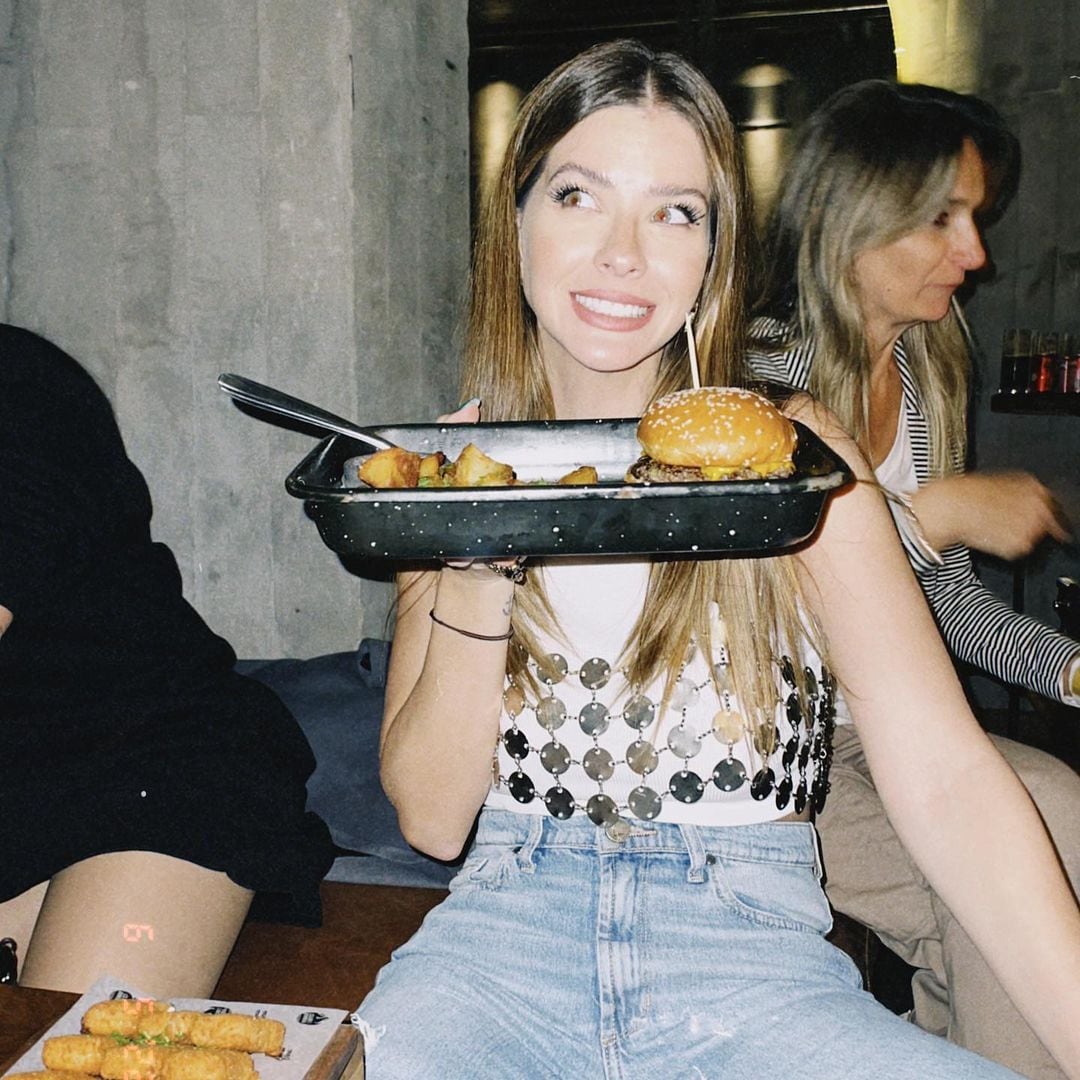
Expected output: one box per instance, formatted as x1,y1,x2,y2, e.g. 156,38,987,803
356,809,1022,1080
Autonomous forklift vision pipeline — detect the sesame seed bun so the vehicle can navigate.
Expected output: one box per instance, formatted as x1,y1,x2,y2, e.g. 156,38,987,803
630,387,797,482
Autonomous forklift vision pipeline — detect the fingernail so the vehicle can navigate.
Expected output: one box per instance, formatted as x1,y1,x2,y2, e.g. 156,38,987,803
457,397,481,410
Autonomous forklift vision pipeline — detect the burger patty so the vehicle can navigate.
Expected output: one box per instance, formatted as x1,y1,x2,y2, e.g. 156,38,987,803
625,455,794,483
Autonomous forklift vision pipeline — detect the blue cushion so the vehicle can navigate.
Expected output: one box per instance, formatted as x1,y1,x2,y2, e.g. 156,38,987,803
237,640,456,888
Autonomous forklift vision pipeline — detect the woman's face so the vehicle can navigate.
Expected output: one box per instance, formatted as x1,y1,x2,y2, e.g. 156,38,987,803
517,104,712,399
852,138,987,349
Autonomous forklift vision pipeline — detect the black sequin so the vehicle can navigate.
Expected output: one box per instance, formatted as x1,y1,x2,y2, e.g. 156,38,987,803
750,767,775,801
508,770,536,804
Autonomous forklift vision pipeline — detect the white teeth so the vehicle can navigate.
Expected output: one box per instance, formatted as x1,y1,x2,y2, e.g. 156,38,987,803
573,294,649,319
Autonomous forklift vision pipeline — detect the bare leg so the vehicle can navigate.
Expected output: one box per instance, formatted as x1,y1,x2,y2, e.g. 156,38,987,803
19,851,253,997
0,880,48,979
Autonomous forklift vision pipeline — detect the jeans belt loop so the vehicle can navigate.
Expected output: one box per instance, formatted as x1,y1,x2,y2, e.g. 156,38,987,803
516,814,544,872
680,823,708,883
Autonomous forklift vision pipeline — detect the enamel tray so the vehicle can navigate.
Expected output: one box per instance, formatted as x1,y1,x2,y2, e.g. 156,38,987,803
285,418,852,561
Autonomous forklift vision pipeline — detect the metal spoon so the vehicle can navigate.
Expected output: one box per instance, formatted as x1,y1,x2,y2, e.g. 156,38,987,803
218,373,394,452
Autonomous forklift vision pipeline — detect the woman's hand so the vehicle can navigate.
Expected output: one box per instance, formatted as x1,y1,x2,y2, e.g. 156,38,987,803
436,399,525,579
436,399,481,425
910,470,1072,560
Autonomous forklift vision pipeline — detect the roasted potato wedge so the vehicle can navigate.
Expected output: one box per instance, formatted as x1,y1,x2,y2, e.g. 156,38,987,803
358,446,422,489
447,442,516,487
557,465,599,485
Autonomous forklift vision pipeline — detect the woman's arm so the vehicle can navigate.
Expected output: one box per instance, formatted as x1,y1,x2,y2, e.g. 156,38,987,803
0,604,10,636
380,564,516,861
789,397,1080,1076
910,469,1070,559
919,542,1080,703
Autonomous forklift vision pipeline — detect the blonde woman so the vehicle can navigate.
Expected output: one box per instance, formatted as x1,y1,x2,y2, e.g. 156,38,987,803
355,43,1080,1078
750,79,1080,1078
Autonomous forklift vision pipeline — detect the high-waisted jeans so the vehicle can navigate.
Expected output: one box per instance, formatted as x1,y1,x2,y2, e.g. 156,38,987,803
356,809,1022,1079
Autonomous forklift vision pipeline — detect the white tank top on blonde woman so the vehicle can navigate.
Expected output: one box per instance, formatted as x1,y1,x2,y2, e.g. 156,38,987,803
484,558,834,828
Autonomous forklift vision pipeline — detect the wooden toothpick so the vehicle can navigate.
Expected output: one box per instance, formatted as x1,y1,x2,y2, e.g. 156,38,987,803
685,311,700,389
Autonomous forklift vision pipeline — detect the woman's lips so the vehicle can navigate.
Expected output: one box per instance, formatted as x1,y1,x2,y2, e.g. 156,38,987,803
571,290,655,331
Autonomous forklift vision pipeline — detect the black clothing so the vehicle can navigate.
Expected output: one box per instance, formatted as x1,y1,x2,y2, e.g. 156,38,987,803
0,325,333,923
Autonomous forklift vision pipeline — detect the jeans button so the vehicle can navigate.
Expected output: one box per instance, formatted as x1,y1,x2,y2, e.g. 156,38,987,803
605,818,631,843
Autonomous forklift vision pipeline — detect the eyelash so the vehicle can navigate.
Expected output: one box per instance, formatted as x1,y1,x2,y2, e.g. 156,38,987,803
549,184,704,225
550,183,590,206
661,202,705,226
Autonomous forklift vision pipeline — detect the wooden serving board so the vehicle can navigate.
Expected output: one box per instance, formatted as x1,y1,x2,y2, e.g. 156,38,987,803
304,1025,362,1080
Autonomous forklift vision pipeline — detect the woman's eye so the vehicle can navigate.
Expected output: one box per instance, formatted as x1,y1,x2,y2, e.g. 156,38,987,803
551,185,596,210
653,203,704,226
933,210,950,228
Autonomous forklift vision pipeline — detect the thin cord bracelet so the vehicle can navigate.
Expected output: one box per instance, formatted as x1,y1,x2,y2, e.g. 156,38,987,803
429,609,514,641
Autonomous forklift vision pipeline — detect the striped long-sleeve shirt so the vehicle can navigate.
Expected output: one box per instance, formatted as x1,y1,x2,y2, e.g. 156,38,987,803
748,316,1080,704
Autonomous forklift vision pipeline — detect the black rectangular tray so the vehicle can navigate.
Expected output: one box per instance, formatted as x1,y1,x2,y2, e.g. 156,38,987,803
285,418,852,561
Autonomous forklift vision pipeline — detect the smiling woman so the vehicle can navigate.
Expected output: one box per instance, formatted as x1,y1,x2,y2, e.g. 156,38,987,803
352,42,1080,1080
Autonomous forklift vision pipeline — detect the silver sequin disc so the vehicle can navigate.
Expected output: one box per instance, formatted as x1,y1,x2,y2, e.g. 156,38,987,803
536,695,567,732
586,793,618,826
625,739,659,775
712,661,733,693
537,653,568,685
503,684,526,718
669,770,705,803
544,786,575,819
540,741,571,776
668,676,700,710
753,723,779,757
623,694,656,730
579,657,611,690
582,746,615,781
667,725,702,759
712,757,747,792
578,701,610,736
712,708,744,744
628,785,662,820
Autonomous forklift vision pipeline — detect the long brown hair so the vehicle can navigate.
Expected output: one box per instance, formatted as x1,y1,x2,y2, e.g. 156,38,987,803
754,79,1018,476
463,39,814,743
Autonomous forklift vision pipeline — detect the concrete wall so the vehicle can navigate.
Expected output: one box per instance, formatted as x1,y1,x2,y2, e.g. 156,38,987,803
0,0,468,658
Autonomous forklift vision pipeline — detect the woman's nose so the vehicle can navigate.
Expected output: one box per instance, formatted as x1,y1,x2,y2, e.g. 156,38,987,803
954,220,986,272
594,216,644,276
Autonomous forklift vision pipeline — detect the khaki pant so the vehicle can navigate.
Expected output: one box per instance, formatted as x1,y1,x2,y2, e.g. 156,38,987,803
818,725,1080,1080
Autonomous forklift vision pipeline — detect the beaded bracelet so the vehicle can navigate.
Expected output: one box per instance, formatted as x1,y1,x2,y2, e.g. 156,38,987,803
488,558,527,585
429,609,514,641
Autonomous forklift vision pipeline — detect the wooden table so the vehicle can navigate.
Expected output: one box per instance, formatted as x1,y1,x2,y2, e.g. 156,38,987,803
0,984,362,1079
0,984,78,1073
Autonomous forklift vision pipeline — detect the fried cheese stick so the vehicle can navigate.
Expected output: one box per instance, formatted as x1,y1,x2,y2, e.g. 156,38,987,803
186,1016,283,1057
81,1004,284,1058
41,1034,114,1072
6,1072,95,1079
97,1043,257,1080
80,1002,171,1039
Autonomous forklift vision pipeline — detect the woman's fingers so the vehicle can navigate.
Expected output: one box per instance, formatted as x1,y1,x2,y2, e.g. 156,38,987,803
435,400,482,568
436,398,481,424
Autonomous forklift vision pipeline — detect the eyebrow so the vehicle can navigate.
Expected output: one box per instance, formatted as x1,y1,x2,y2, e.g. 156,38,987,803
547,161,708,204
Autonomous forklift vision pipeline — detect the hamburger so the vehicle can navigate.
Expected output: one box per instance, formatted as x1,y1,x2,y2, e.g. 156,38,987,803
627,386,797,483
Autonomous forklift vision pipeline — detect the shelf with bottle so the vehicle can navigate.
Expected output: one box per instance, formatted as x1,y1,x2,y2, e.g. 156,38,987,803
991,328,1080,415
